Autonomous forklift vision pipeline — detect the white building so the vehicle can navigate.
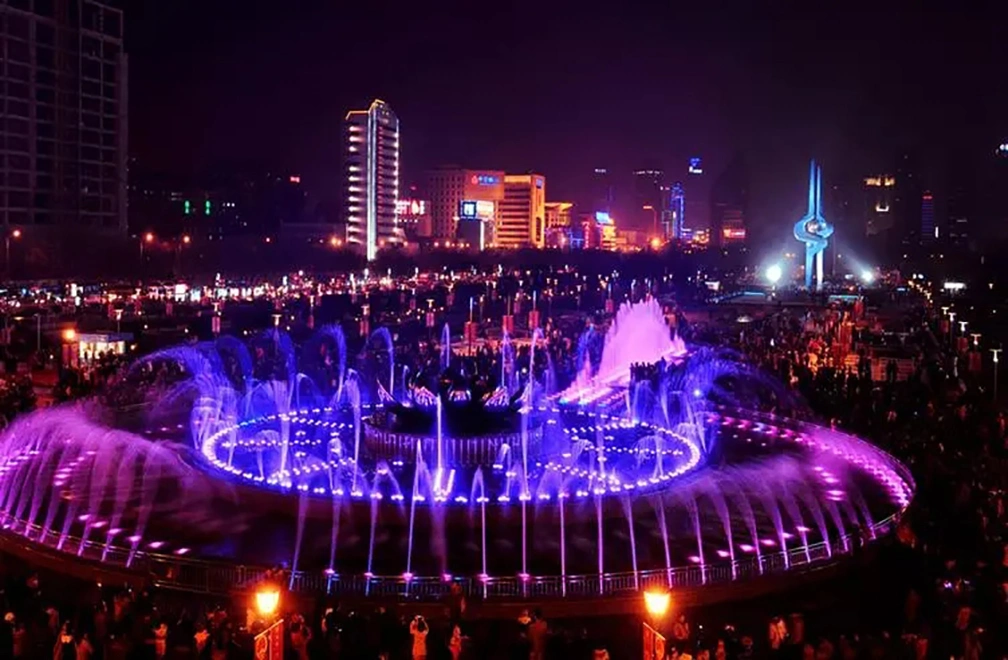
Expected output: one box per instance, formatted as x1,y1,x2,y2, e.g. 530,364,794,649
344,99,400,260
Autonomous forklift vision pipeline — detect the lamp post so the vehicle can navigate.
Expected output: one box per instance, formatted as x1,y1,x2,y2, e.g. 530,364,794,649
140,232,154,263
992,348,1002,402
173,234,191,276
255,587,280,620
642,589,671,660
253,585,283,660
6,228,21,278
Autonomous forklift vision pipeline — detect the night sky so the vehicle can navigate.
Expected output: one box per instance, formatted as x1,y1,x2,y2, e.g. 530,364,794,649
126,2,1008,242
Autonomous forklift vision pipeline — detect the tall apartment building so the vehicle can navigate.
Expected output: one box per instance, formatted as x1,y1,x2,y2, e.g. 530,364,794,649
0,0,128,233
920,192,935,242
498,174,545,249
667,182,685,240
425,168,504,241
344,99,400,260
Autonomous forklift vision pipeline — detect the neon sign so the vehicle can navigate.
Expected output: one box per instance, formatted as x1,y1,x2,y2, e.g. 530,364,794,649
688,157,703,175
470,174,500,185
396,199,427,216
459,200,494,220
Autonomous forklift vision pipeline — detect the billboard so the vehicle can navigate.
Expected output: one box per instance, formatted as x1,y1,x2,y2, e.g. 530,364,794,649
459,200,495,220
594,211,612,225
395,199,427,216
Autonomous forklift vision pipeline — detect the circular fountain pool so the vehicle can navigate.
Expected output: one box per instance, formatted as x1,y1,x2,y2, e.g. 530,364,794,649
0,300,914,601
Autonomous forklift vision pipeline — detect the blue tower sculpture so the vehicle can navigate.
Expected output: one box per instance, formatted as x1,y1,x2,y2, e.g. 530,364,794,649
793,160,833,290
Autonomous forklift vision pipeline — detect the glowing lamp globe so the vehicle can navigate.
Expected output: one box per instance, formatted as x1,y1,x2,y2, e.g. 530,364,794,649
765,264,783,284
643,589,671,618
255,588,280,617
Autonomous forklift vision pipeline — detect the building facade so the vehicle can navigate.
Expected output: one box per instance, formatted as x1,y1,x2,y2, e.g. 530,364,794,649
1,0,128,233
425,168,504,241
544,201,574,248
920,192,935,243
666,182,685,240
591,167,614,213
863,174,896,237
344,99,400,260
499,173,545,248
633,168,663,233
709,156,748,247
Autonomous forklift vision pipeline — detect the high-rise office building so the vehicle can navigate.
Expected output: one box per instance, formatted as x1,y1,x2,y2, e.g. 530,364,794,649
863,174,896,237
0,0,128,233
498,174,545,248
425,168,504,241
666,182,685,240
544,201,574,247
591,167,613,213
947,186,970,247
709,156,748,247
545,201,574,230
633,169,663,232
344,99,400,260
920,192,935,242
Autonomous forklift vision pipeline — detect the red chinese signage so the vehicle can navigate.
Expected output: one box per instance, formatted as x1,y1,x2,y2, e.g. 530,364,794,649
254,620,284,660
642,622,665,660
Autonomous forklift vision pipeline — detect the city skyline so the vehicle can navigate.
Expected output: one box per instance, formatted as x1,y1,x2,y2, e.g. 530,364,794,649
124,2,1008,242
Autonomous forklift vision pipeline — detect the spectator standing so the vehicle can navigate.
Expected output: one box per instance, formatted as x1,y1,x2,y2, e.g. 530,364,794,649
410,615,428,660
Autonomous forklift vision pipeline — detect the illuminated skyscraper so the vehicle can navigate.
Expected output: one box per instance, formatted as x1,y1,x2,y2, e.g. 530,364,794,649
344,99,400,260
633,169,663,232
498,174,545,248
863,174,896,237
591,168,614,213
666,182,685,240
920,192,935,242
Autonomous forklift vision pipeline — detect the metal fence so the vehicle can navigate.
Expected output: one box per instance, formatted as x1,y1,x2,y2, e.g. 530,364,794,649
0,510,898,601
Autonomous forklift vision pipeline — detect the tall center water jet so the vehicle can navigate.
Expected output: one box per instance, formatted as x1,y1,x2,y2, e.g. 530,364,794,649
440,324,451,372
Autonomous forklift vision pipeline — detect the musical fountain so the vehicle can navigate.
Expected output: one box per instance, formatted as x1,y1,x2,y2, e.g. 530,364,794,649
0,300,913,601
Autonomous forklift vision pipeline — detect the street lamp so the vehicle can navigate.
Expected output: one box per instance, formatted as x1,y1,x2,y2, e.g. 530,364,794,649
642,589,671,660
255,587,280,619
992,348,1002,402
140,232,154,262
643,589,671,619
6,228,21,277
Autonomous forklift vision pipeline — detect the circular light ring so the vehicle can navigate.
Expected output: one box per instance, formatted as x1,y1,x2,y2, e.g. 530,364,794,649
197,405,705,503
